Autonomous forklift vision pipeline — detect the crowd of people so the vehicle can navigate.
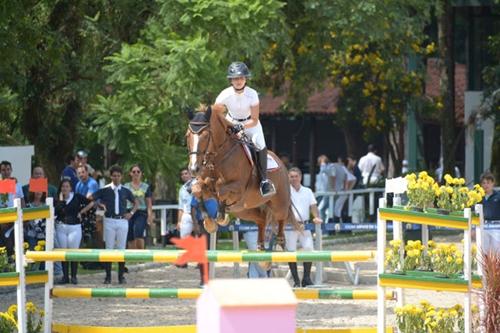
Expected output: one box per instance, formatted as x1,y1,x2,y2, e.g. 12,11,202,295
0,152,154,285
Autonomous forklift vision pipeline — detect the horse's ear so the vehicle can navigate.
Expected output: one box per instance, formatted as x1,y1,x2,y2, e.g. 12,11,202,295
205,105,212,120
185,107,195,120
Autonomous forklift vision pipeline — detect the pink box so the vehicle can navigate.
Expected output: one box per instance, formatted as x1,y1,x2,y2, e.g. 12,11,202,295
197,278,297,333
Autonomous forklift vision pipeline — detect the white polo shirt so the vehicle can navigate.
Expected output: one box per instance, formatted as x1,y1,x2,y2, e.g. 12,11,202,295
178,182,192,215
290,185,317,222
215,86,259,120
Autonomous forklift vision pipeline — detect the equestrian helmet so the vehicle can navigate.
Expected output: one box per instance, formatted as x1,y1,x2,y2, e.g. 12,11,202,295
227,62,251,78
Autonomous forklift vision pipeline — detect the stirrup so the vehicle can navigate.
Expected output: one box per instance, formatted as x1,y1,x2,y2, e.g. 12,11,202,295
260,180,276,197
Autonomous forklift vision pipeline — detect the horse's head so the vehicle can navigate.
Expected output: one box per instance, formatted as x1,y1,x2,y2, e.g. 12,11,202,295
186,106,212,175
186,104,234,175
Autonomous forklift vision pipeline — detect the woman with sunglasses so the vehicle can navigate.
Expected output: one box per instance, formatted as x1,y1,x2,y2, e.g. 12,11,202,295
124,164,153,249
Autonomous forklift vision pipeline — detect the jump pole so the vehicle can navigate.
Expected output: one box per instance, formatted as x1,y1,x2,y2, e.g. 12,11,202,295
26,250,376,263
51,287,394,300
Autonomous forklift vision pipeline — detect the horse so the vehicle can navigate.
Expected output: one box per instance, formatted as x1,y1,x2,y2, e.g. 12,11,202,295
186,104,298,249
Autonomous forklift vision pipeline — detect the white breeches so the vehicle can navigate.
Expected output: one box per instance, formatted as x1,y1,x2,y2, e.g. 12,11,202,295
180,213,193,238
56,224,82,249
284,229,314,251
226,115,266,151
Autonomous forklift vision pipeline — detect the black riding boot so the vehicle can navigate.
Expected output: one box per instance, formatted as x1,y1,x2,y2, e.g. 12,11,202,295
58,262,69,284
104,263,111,284
70,262,78,285
302,262,314,287
256,148,276,197
288,262,301,288
118,262,126,284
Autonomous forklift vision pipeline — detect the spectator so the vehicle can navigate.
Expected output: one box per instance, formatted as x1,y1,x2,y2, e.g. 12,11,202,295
177,168,194,240
346,156,365,223
190,195,211,287
88,165,139,284
0,160,25,208
480,172,500,253
76,165,99,198
0,161,25,257
286,167,322,287
346,156,362,189
54,179,92,285
25,190,47,251
22,166,58,199
435,157,461,183
61,154,79,190
243,226,271,278
358,144,385,185
76,150,96,177
316,155,335,222
124,164,153,250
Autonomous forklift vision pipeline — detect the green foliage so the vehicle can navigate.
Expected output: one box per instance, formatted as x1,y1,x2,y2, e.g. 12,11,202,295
0,1,155,180
91,0,286,185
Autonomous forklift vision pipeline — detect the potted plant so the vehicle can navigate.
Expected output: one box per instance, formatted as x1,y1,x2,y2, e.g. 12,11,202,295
405,171,437,212
385,239,403,273
430,243,463,278
435,174,485,214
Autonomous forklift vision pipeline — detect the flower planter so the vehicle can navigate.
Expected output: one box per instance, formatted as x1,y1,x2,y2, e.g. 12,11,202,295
436,209,450,215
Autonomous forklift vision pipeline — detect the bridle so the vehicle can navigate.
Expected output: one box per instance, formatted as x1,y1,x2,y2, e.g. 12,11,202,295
187,119,239,173
188,121,215,170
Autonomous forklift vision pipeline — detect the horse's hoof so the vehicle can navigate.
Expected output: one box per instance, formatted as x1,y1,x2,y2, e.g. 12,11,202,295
203,218,218,233
216,214,230,227
257,243,266,251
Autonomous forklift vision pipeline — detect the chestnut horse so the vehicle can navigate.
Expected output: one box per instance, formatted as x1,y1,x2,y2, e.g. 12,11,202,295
186,105,297,248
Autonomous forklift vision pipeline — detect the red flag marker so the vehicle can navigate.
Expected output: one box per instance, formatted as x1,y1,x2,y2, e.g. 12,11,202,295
29,178,48,193
171,235,208,284
0,179,16,194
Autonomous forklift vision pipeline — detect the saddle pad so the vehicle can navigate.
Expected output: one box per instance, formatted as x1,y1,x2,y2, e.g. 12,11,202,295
242,145,280,171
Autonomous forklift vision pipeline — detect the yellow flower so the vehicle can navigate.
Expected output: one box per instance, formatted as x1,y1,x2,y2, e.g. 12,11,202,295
444,174,453,184
37,240,46,246
23,242,29,250
418,171,429,179
445,186,453,194
456,258,463,265
26,302,36,313
0,246,6,254
341,76,350,86
0,312,17,327
7,304,17,316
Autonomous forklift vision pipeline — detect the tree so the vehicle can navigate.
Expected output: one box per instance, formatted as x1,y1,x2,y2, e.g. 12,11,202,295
0,1,155,180
90,0,286,195
261,1,434,174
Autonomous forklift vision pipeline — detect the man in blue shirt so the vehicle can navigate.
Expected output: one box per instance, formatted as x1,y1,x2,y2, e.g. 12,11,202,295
60,154,79,190
76,165,99,198
481,172,500,253
89,165,138,284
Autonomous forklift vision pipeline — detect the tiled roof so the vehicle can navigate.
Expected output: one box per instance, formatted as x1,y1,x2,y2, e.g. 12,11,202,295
260,57,467,122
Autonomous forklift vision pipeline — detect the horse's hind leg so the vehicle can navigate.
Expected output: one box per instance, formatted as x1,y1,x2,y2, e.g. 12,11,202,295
276,219,286,250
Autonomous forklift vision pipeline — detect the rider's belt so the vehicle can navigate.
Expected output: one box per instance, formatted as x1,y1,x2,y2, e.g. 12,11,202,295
229,114,251,122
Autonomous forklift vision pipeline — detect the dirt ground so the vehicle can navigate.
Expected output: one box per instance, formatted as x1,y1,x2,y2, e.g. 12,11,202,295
0,236,469,329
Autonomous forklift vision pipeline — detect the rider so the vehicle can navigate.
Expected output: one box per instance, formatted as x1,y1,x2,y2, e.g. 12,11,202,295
214,61,276,197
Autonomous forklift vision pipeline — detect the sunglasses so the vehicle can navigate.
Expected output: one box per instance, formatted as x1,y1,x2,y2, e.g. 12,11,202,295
131,170,141,174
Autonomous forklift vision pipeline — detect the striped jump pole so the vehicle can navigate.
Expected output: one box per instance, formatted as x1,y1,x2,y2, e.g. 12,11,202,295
51,287,394,300
26,250,376,263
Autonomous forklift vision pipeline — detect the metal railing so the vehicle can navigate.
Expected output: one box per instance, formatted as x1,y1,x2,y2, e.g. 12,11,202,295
150,187,386,284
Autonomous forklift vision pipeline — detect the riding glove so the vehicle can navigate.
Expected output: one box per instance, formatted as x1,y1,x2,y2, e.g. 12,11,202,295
231,123,244,134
